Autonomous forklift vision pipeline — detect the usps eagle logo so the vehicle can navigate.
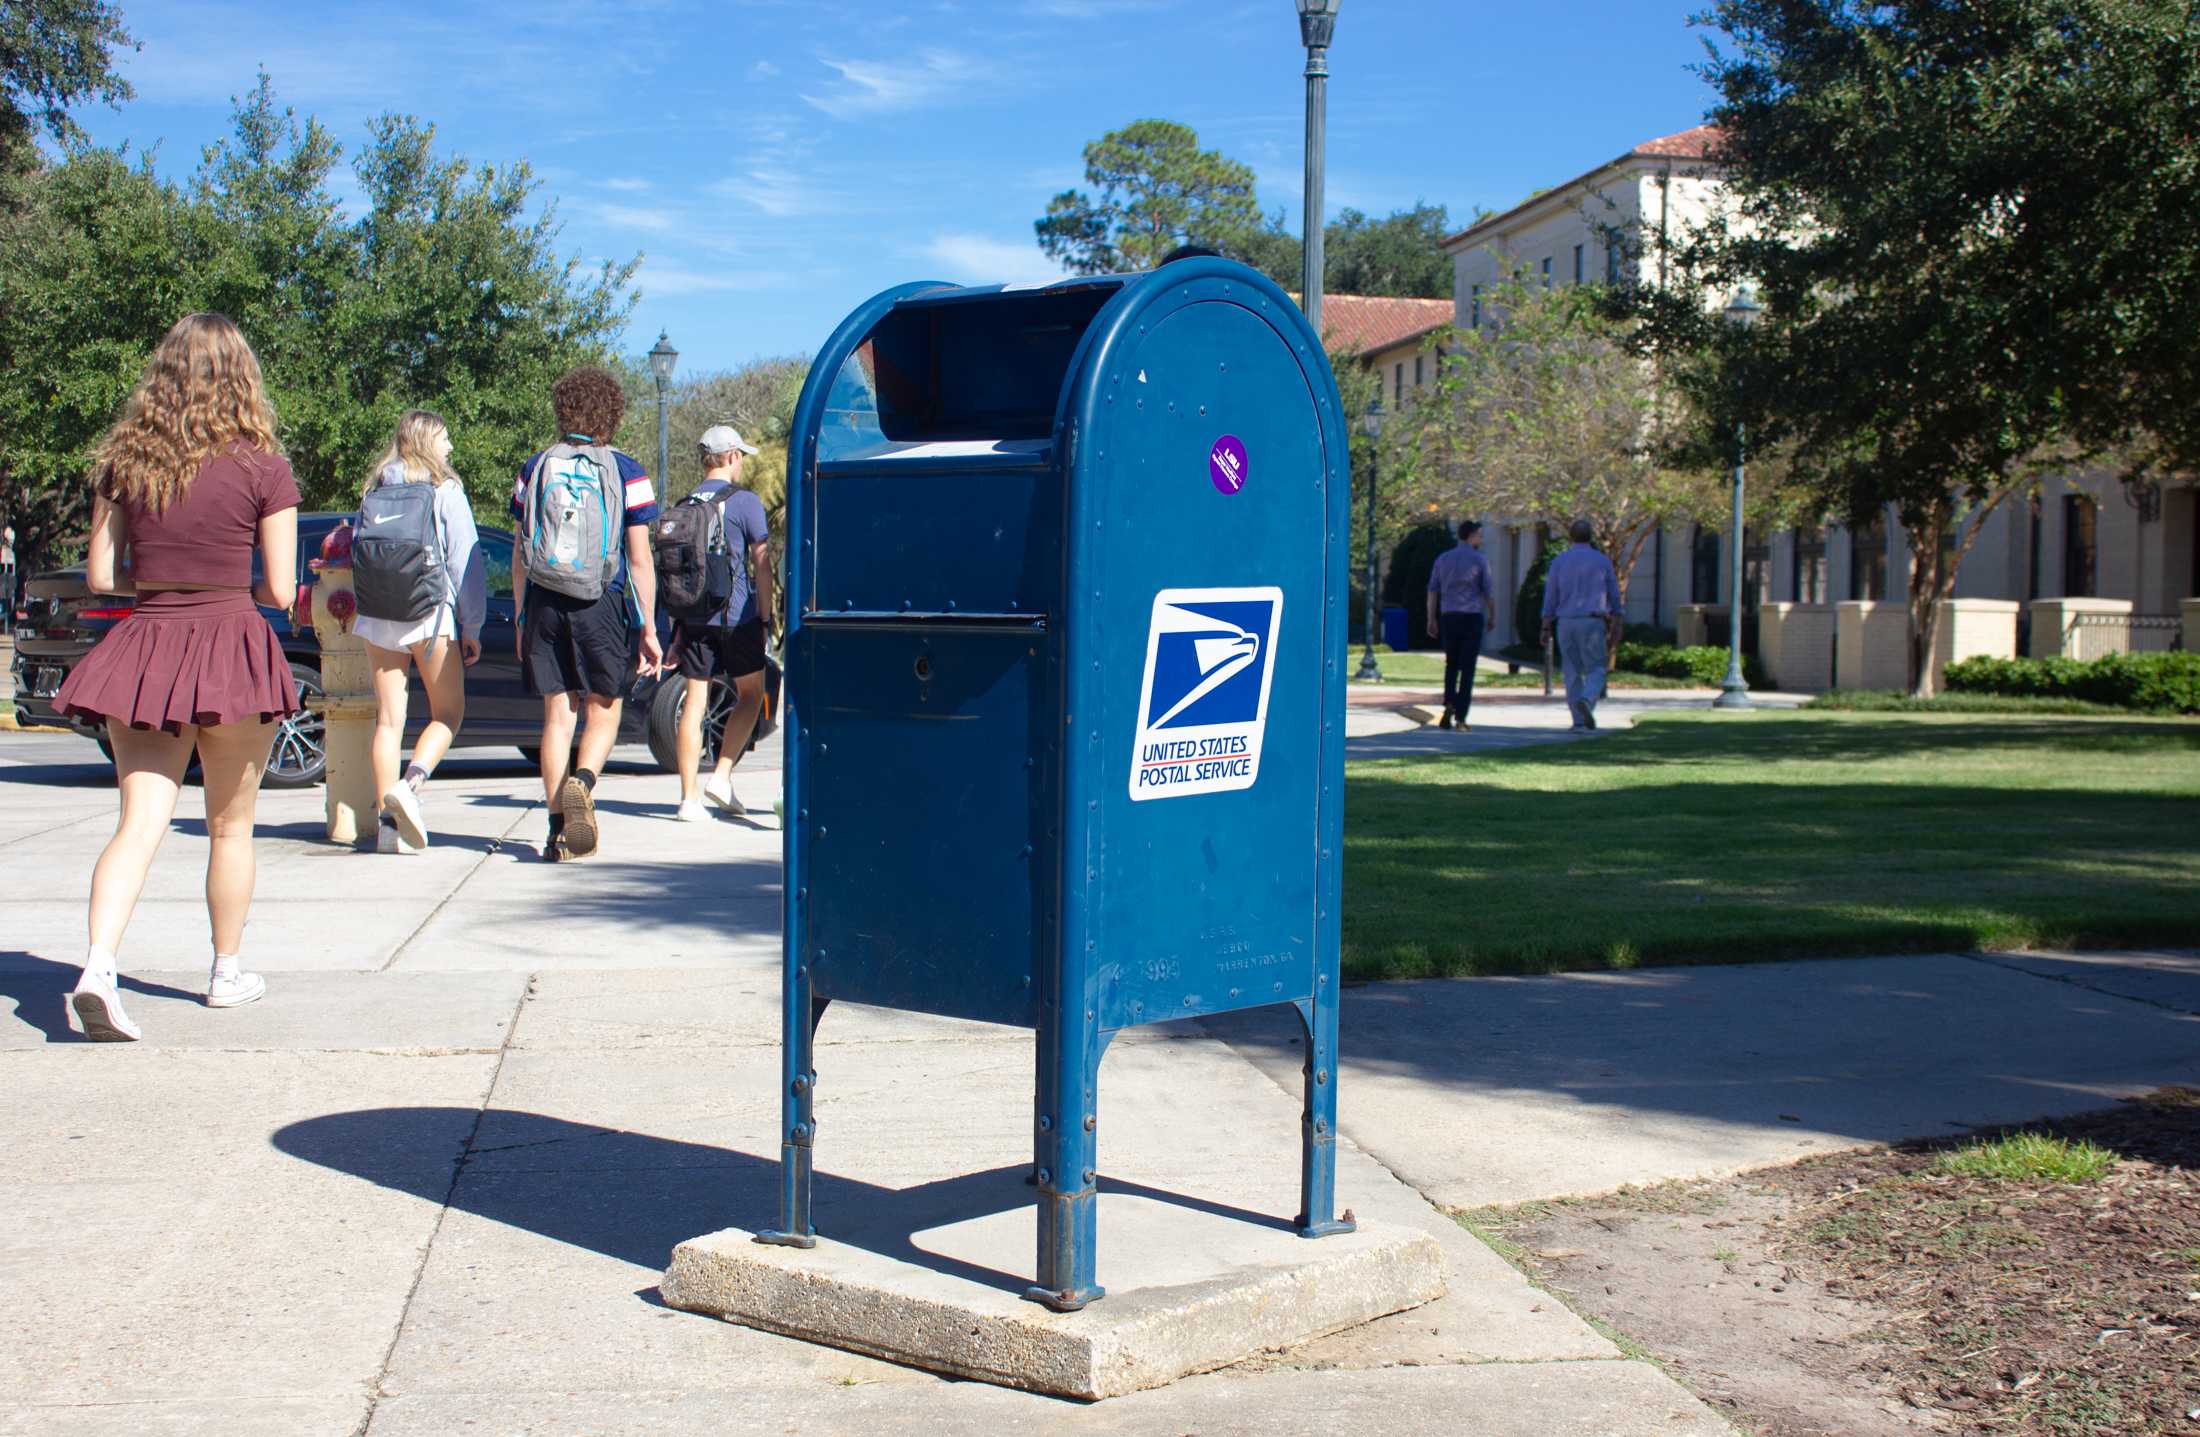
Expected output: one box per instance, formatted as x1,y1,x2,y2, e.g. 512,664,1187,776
1129,586,1283,801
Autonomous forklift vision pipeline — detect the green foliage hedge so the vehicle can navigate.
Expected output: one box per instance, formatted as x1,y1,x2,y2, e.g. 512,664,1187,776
1944,653,2200,714
1616,642,1770,689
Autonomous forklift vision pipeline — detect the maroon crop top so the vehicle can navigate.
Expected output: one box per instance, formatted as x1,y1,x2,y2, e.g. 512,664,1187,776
111,445,302,589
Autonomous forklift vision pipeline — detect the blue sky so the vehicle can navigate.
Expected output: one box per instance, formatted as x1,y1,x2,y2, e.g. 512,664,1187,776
75,0,1720,374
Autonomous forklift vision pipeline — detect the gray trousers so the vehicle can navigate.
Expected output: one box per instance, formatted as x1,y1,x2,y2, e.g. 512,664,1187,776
1555,617,1609,726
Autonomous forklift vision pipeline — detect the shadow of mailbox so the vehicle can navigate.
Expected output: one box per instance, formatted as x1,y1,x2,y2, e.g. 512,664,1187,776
765,256,1352,1311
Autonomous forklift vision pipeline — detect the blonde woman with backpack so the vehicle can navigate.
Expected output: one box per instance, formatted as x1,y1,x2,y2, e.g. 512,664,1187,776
352,410,485,853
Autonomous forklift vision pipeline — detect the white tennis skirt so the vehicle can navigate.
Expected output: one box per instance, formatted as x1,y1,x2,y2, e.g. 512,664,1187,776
354,605,456,653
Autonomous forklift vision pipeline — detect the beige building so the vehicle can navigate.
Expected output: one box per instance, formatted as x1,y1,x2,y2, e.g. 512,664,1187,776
1435,125,2199,671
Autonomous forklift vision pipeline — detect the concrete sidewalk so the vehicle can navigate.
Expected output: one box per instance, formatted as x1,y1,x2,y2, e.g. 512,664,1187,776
6,725,2191,1433
0,728,1721,1436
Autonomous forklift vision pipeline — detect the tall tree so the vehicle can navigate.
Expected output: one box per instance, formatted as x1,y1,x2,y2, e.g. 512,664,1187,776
1628,0,2200,693
1324,203,1454,298
0,0,134,171
1035,119,1282,274
1400,274,1725,610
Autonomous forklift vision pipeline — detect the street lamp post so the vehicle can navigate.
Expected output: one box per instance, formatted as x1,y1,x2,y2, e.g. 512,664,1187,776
1714,285,1760,710
647,331,679,496
1296,0,1339,338
1355,397,1383,681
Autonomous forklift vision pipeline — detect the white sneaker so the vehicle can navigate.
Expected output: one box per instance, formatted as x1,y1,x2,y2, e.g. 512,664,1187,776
382,783,429,850
704,774,745,816
675,799,707,823
66,967,141,1042
206,958,266,1010
375,817,421,855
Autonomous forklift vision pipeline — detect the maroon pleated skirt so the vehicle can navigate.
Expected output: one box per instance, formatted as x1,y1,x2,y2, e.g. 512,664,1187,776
56,589,299,734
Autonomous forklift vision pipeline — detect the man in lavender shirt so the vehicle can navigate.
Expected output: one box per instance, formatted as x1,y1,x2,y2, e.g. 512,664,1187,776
1540,519,1624,733
1424,521,1493,730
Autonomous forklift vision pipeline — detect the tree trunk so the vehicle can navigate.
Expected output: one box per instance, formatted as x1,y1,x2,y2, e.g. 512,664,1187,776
1904,486,2018,698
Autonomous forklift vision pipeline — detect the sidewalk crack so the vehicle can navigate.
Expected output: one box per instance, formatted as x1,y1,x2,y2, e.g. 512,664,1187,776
1961,948,2200,1017
377,802,544,972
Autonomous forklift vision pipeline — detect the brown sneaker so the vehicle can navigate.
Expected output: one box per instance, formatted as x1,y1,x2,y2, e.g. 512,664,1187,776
559,776,599,858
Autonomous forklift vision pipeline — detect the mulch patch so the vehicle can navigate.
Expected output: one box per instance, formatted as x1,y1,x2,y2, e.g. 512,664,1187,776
1759,1088,2200,1435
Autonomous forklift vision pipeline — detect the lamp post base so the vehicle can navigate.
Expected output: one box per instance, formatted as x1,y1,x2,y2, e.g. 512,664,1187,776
1353,649,1382,682
1712,683,1753,710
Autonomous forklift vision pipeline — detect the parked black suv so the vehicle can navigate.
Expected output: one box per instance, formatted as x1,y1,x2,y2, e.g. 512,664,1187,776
10,513,778,785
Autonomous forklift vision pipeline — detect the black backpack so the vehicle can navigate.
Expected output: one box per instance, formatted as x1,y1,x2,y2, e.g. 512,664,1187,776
652,488,741,622
353,481,446,622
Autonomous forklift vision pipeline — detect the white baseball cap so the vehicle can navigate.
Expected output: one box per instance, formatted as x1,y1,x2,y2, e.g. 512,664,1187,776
699,424,760,456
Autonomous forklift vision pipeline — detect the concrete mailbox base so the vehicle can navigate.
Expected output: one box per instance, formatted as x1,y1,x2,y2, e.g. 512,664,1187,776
663,1206,1445,1401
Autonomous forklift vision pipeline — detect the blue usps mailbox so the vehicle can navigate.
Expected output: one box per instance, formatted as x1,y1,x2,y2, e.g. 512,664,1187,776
763,256,1351,1310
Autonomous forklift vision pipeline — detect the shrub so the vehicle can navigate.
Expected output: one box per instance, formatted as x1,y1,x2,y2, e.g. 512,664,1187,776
1615,641,1769,689
1934,1132,2115,1184
1512,538,1568,650
1381,523,1455,649
1945,651,2200,714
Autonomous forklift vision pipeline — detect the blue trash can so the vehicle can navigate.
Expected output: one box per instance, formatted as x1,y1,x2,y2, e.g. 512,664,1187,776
761,257,1354,1310
1381,605,1409,653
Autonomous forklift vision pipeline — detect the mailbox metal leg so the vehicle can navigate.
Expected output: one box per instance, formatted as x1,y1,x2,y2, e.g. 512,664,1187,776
757,995,831,1249
1026,1021,1109,1311
1293,994,1356,1238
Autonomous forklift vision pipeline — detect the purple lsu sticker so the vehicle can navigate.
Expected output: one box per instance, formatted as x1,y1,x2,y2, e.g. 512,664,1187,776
1208,434,1248,495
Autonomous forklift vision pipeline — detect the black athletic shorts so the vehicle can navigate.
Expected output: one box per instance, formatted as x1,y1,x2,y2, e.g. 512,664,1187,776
671,617,767,682
521,585,638,699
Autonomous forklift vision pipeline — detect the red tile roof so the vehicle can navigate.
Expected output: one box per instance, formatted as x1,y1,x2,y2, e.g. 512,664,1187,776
1307,294,1454,358
1631,123,1724,160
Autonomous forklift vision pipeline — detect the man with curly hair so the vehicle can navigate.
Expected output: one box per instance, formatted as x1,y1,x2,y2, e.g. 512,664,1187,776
511,365,664,861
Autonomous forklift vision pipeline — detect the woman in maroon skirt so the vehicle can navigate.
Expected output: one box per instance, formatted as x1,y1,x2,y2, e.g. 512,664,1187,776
55,313,301,1040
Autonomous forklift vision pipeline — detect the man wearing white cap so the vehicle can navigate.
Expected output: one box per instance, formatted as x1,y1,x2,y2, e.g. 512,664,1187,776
670,424,772,820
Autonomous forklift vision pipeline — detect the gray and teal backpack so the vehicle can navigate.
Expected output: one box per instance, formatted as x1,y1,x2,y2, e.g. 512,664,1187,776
521,442,622,601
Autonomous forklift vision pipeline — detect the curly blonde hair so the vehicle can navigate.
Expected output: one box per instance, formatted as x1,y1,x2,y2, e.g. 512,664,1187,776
95,313,282,513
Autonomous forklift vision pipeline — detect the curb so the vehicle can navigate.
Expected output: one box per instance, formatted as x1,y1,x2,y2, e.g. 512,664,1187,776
0,706,20,733
1395,704,1439,727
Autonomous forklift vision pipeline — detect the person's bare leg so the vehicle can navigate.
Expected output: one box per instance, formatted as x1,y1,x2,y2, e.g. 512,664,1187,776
87,720,193,954
710,671,765,787
368,641,410,810
539,693,578,804
677,676,710,803
408,636,465,776
557,695,622,858
195,718,276,960
576,694,621,778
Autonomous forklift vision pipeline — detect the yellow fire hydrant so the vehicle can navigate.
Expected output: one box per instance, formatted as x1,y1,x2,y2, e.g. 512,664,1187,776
304,525,378,845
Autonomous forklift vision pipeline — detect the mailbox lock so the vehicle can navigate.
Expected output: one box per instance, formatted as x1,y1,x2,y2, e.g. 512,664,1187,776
913,656,933,681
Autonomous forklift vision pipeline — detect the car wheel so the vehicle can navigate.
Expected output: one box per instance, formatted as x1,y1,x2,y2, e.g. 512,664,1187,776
266,664,327,787
647,675,756,773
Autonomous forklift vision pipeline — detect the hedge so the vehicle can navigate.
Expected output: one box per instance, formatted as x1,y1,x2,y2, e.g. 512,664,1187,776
1616,641,1770,689
1943,652,2200,714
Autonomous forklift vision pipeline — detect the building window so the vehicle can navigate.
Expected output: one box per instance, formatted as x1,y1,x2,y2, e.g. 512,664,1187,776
1691,525,1722,604
1413,354,1424,387
1605,242,1621,284
1393,363,1404,406
1793,527,1827,604
1572,244,1584,284
1540,257,1552,288
1851,516,1888,601
1744,527,1772,606
2063,493,2098,596
1469,284,1482,328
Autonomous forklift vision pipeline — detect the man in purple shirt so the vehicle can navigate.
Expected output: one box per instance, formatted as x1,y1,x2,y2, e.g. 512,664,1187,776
1424,521,1494,730
1539,519,1624,733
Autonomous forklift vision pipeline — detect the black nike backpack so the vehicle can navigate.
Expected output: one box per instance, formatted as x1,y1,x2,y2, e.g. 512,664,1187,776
353,481,446,622
652,490,739,622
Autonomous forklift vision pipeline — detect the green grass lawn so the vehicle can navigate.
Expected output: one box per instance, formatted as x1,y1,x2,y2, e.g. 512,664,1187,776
1343,711,2200,981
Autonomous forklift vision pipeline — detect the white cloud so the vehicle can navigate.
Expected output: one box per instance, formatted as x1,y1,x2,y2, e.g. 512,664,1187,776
801,48,985,119
602,176,652,192
715,166,838,218
749,59,781,79
631,258,792,297
599,203,677,233
920,231,1066,287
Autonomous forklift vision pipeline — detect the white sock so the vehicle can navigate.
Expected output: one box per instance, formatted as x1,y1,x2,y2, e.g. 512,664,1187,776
84,945,119,984
212,952,242,981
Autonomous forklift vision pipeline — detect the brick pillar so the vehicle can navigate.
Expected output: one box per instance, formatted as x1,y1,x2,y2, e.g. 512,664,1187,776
2182,598,2199,655
1759,603,1835,691
1676,604,1727,649
1929,599,2019,690
1835,601,1910,691
2025,596,2132,659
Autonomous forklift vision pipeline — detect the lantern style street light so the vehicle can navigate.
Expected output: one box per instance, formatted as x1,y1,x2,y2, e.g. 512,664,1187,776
1714,284,1760,710
1356,394,1383,681
648,330,679,498
1296,0,1340,338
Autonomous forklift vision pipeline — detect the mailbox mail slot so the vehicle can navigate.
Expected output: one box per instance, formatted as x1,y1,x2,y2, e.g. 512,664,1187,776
762,257,1352,1311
